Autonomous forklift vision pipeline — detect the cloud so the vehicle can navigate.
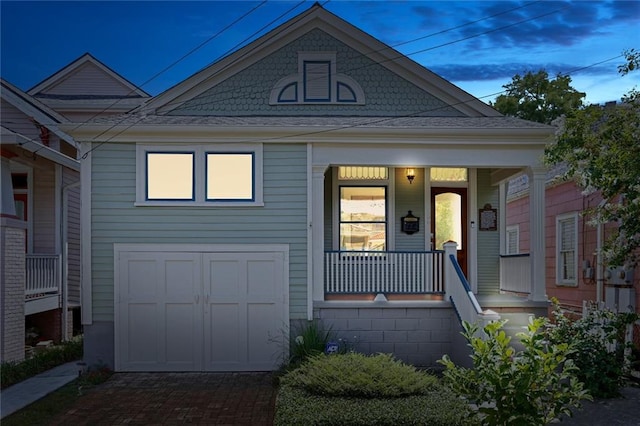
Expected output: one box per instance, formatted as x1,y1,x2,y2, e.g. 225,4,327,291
431,62,612,82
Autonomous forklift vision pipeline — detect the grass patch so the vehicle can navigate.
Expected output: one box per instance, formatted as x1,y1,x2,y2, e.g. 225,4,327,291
2,367,113,426
1,336,83,389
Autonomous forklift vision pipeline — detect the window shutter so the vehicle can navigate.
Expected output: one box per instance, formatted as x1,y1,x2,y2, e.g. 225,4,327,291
506,228,518,255
304,61,330,101
558,216,576,281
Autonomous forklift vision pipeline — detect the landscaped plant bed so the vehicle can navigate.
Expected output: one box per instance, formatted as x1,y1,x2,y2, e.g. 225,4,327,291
0,336,83,389
274,352,475,426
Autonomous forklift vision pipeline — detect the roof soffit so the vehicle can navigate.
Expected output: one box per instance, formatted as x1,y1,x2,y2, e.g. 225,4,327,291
1,79,79,149
143,5,498,117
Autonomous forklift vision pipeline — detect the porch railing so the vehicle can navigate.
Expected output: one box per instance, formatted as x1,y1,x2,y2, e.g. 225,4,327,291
324,250,444,294
444,247,500,335
500,254,531,294
25,254,61,297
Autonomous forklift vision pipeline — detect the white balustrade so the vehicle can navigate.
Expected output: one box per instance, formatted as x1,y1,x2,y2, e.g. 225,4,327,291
25,254,60,297
324,251,444,294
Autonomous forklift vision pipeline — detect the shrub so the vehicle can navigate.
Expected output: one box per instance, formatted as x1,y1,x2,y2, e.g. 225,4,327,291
282,352,438,398
546,300,640,398
289,320,335,366
1,336,83,389
276,352,473,425
275,383,475,426
439,319,589,425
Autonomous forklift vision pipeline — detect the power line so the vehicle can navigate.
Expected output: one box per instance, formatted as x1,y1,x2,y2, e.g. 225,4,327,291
63,0,270,141
6,52,624,163
154,2,569,112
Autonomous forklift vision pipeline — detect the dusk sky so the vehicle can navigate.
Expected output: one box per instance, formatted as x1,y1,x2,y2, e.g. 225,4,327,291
1,1,639,106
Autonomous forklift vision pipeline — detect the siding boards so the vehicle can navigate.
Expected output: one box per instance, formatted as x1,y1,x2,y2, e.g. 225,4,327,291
395,168,425,251
63,167,81,306
40,63,133,97
1,99,40,140
90,143,308,321
32,161,56,254
476,169,500,295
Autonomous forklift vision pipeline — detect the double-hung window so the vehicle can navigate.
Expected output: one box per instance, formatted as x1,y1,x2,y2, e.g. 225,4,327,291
340,186,387,251
505,225,520,255
556,213,578,285
336,167,389,252
136,144,262,206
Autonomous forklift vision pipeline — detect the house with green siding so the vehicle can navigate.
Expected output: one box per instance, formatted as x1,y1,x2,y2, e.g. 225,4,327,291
64,4,552,371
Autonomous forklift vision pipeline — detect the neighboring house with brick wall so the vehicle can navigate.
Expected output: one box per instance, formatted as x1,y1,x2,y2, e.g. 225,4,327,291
64,4,553,372
0,54,148,363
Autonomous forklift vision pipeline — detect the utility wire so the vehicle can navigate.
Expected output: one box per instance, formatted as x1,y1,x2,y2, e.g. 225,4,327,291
81,0,312,158
80,53,625,152
154,2,569,112
62,0,269,139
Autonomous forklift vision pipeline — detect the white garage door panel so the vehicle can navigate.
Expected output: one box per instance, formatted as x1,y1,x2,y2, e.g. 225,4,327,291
117,252,202,371
115,245,288,372
203,252,284,371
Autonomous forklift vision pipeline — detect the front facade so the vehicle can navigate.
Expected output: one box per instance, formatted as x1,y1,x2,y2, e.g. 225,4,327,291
66,5,553,371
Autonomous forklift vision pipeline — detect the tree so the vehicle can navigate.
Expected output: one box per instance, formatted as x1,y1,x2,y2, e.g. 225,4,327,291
545,50,640,267
492,70,585,124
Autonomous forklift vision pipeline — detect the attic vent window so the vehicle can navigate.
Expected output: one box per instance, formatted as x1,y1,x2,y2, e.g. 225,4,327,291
270,52,364,105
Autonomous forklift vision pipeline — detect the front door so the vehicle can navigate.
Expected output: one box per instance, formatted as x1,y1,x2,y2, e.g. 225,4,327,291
431,187,467,276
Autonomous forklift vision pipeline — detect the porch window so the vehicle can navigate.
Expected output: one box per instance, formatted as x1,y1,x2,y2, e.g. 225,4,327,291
339,186,386,251
556,213,578,285
430,167,467,182
506,225,519,255
338,166,388,180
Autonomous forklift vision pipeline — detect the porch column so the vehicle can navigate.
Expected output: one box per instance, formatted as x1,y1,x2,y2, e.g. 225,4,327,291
311,165,328,304
1,156,16,217
528,167,547,302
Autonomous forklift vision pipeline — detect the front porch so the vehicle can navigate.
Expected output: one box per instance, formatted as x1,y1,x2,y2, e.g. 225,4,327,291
25,254,62,315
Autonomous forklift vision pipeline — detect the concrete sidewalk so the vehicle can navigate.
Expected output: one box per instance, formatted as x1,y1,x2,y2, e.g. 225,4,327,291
0,361,83,419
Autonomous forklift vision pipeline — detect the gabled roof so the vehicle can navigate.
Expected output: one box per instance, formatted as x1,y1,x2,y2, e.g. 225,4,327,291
1,78,78,148
28,52,150,99
140,3,499,117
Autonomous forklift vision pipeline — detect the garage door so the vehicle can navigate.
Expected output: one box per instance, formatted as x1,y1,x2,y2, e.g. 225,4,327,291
114,244,289,372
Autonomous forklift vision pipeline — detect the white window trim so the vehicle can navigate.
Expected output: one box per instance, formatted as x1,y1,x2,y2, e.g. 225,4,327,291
269,52,365,105
505,225,520,255
555,212,578,286
332,167,395,251
135,144,263,207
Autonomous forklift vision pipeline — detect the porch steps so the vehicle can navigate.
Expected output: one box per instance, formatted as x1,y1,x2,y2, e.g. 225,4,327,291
499,312,536,352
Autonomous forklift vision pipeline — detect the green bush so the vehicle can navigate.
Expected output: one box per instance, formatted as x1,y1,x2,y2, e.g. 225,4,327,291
439,319,589,425
275,383,475,426
289,320,335,366
1,336,83,389
276,352,473,425
546,300,640,398
282,352,438,398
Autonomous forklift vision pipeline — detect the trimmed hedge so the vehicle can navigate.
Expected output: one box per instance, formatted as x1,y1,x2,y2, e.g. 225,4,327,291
275,353,475,425
275,383,474,425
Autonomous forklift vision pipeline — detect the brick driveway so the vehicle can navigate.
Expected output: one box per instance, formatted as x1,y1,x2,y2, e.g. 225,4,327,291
49,372,277,425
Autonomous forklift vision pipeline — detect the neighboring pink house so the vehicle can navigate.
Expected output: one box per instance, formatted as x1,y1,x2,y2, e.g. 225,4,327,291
505,166,639,345
0,54,148,363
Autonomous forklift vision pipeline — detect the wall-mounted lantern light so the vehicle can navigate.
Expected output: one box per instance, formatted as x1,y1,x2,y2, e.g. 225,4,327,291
406,168,416,184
